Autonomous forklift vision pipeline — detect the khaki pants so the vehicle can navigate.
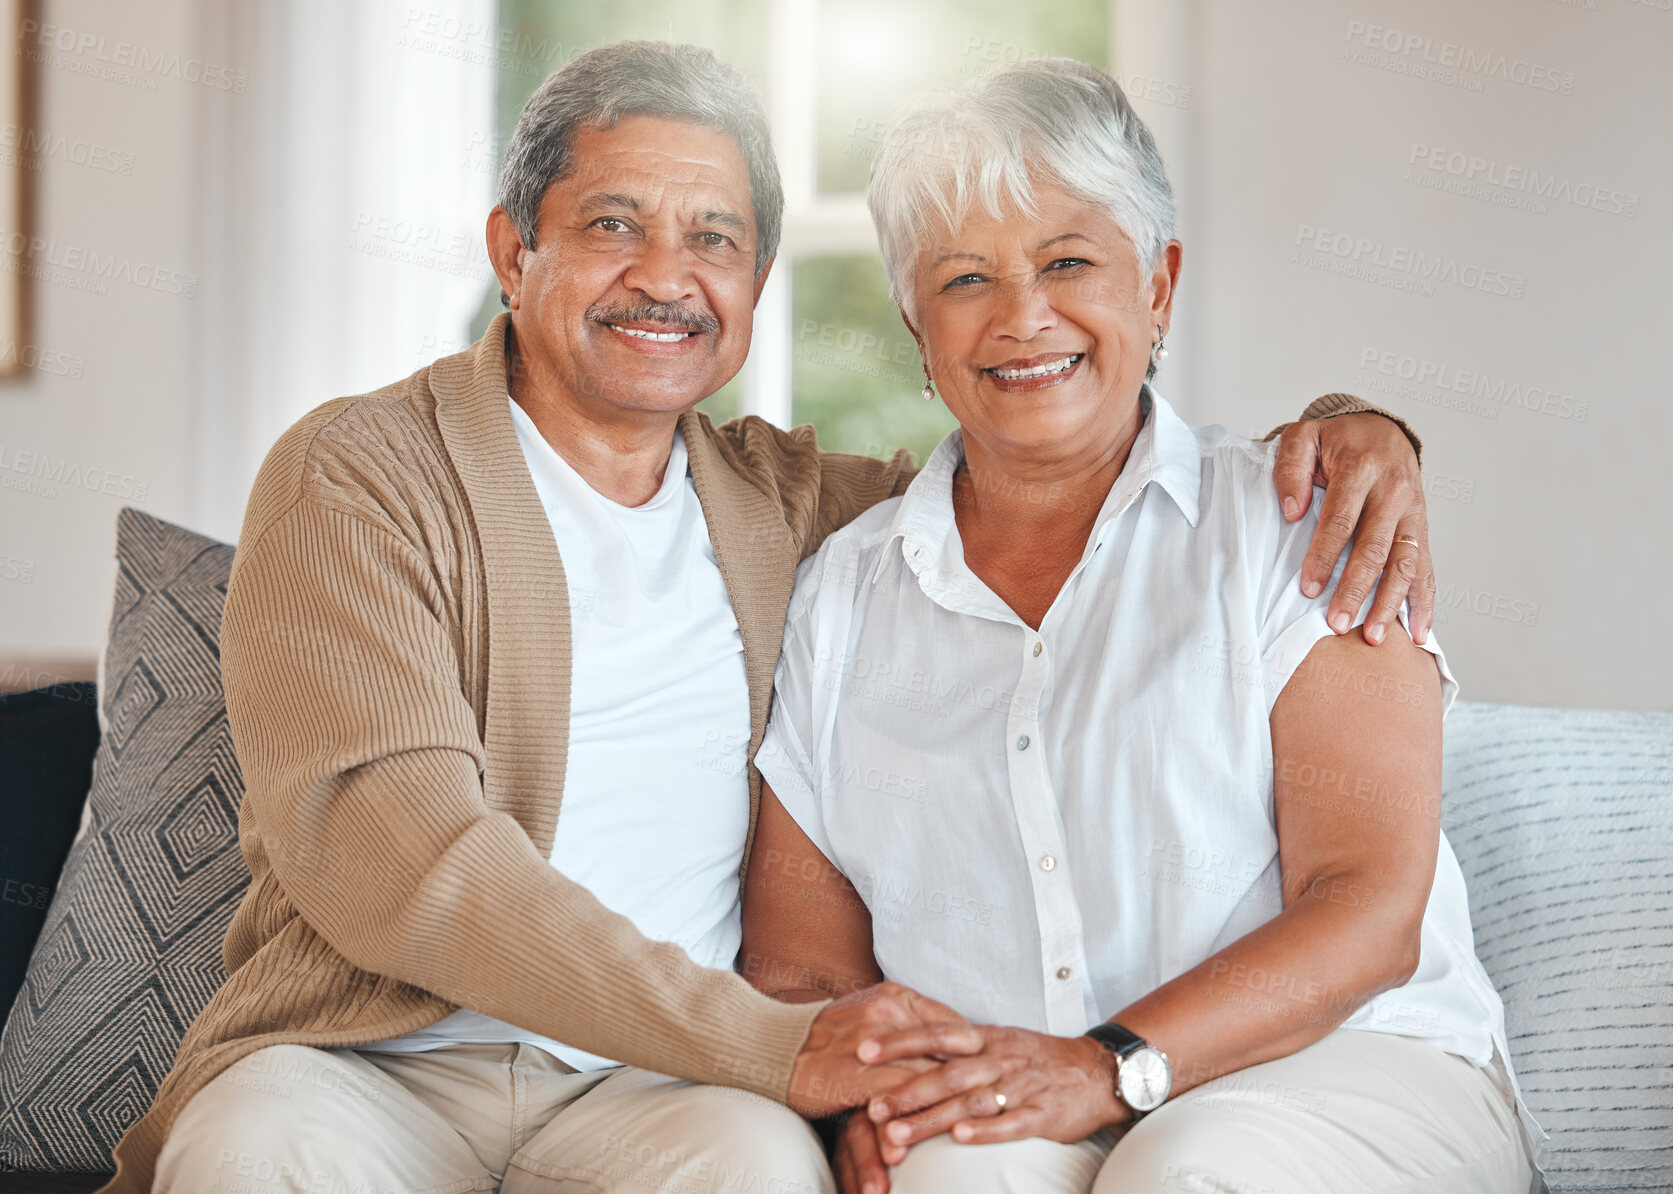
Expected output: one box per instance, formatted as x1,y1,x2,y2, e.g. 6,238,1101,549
888,1029,1537,1194
153,1040,831,1194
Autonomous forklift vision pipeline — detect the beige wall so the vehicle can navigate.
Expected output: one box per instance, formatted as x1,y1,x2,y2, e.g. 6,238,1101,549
0,0,204,678
1144,0,1670,710
0,0,491,684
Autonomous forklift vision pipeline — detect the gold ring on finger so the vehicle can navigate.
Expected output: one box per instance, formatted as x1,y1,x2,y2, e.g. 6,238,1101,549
1395,536,1420,549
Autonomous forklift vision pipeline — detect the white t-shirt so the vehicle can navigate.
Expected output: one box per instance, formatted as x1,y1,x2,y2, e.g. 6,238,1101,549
756,388,1541,1152
361,398,753,1070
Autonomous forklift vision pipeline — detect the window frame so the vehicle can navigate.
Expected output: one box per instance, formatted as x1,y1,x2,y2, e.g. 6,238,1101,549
740,0,1134,427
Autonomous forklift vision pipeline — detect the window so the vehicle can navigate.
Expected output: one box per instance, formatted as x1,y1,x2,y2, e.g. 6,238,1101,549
492,0,1109,464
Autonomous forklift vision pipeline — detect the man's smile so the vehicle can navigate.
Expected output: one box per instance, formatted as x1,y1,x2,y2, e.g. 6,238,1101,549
608,324,699,343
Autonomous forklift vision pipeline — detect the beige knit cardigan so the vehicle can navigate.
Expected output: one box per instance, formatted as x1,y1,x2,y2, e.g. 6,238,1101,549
99,312,1401,1192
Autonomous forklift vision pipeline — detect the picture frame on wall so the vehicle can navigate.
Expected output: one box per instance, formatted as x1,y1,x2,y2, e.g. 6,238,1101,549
0,0,35,378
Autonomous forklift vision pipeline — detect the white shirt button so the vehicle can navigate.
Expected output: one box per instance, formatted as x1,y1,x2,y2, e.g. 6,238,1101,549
1016,735,1030,750
1057,966,1072,980
1033,642,1043,657
1040,855,1056,871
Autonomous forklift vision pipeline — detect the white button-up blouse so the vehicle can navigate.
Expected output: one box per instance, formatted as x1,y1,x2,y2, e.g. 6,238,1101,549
756,390,1538,1144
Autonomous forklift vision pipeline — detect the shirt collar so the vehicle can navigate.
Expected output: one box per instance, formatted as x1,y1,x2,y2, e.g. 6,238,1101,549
873,386,1202,590
1124,385,1203,528
508,395,690,511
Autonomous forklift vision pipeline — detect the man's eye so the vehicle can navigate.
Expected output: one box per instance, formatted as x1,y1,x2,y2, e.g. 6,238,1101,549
593,218,629,232
698,232,732,248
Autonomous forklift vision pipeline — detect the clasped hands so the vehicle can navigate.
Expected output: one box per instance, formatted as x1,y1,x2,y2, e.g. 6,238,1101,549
788,983,1127,1194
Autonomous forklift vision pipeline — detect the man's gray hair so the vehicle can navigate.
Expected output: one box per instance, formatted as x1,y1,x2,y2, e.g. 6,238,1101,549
498,41,782,275
867,57,1176,319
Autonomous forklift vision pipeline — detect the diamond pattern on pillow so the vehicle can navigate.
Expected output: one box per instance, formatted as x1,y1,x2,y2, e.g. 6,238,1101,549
0,509,248,1174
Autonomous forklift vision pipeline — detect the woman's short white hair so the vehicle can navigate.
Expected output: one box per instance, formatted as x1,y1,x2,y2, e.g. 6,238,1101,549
867,57,1176,320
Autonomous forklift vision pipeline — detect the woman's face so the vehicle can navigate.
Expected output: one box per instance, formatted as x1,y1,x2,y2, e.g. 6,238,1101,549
907,182,1181,467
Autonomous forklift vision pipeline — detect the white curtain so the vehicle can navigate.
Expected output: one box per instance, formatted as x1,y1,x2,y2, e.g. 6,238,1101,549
186,0,495,541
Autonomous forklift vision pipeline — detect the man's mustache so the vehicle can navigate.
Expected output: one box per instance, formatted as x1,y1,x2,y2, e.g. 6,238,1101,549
587,300,720,335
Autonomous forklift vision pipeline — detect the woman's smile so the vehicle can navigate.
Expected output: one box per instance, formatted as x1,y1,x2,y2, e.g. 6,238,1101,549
981,352,1086,391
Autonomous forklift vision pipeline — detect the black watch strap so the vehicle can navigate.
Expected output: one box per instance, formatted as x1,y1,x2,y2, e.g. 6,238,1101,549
1085,1021,1145,1058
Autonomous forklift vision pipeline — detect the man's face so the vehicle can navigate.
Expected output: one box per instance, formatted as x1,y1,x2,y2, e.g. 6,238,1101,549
490,114,767,418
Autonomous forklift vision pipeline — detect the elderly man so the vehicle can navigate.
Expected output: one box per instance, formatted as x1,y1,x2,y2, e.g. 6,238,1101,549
102,41,1432,1194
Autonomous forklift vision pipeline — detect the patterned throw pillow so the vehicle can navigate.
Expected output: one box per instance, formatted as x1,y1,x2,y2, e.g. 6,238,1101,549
1443,701,1673,1192
0,510,247,1173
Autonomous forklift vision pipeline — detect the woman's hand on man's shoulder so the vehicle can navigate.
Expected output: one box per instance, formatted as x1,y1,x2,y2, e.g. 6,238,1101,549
1270,412,1434,647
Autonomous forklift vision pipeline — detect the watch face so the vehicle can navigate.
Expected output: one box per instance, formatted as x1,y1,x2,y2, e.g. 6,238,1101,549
1118,1045,1172,1113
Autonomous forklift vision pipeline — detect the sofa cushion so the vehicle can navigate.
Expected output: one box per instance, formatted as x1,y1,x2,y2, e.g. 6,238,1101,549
0,510,247,1174
1442,701,1673,1191
0,684,101,1019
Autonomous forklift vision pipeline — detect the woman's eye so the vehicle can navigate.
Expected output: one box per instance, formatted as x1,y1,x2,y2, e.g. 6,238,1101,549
943,273,985,289
1047,257,1089,272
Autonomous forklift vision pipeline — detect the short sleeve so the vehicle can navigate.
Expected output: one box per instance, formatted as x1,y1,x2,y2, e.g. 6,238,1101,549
755,559,840,864
1253,470,1459,718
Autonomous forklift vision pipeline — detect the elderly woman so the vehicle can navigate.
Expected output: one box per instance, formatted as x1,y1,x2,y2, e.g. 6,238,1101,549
743,58,1543,1194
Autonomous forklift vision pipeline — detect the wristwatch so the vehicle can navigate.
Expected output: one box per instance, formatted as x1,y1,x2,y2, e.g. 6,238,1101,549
1085,1023,1172,1119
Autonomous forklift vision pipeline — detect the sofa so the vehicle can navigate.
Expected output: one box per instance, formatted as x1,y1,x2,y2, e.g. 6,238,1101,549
1,509,1668,1192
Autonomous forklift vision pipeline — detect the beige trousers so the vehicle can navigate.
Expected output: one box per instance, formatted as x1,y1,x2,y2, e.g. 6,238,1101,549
152,1040,831,1194
888,1029,1536,1194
